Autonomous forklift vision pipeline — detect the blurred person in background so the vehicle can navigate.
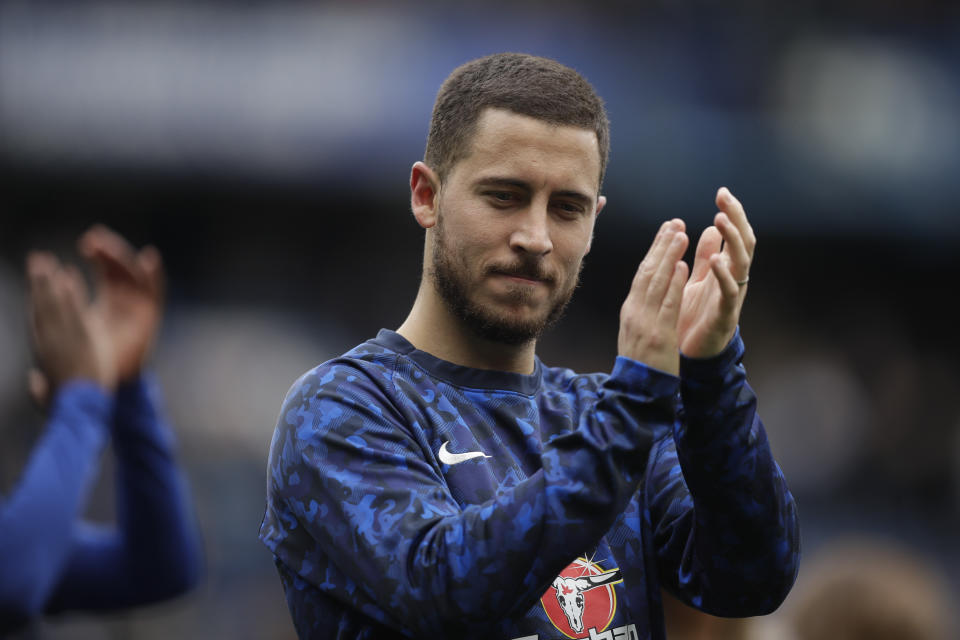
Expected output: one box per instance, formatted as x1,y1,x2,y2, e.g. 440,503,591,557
780,537,956,640
260,53,799,639
661,590,754,640
0,227,203,634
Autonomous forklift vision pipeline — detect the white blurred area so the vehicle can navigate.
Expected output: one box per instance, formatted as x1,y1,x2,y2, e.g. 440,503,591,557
774,36,960,184
0,2,426,176
2,1,959,234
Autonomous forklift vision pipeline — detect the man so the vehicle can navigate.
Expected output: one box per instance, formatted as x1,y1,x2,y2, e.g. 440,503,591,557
260,53,799,640
0,227,202,632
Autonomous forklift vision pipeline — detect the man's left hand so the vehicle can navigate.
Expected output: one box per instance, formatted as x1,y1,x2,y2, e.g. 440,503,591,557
677,187,755,359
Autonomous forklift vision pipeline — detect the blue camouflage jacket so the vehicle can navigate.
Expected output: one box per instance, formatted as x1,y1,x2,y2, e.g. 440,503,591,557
259,328,800,639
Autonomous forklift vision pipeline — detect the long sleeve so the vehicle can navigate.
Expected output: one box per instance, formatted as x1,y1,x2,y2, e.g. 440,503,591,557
648,329,800,616
45,373,203,613
0,382,112,630
261,354,679,638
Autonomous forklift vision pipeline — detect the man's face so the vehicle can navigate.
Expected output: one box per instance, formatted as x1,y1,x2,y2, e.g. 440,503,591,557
428,108,605,345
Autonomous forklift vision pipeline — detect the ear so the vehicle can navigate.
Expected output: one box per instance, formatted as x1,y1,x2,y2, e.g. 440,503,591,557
584,194,607,255
410,161,441,229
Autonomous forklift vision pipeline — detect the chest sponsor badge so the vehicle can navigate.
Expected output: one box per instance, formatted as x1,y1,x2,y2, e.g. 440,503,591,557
539,557,625,639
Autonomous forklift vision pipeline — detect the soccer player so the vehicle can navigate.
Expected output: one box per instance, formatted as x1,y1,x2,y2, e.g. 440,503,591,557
0,227,203,633
260,53,800,640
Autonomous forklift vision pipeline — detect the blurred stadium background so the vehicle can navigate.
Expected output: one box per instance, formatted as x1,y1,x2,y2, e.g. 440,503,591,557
1,1,958,637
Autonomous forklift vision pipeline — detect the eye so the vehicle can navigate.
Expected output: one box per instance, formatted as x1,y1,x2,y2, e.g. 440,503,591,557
554,201,586,218
485,191,519,206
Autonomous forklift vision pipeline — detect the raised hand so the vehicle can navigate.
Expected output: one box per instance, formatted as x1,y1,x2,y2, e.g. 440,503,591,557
78,226,165,383
677,187,755,359
618,219,690,376
27,252,115,400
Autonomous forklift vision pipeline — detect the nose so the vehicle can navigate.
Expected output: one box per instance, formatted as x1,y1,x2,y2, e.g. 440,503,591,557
509,202,553,256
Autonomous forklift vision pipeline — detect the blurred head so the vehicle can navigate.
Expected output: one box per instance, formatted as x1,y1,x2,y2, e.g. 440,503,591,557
661,590,753,640
424,52,610,189
786,538,956,640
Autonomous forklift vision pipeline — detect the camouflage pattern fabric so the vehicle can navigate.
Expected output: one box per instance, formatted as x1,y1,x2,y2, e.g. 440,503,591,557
259,329,799,639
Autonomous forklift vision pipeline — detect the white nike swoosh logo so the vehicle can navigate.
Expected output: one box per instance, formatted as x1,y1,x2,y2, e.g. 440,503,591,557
438,441,490,465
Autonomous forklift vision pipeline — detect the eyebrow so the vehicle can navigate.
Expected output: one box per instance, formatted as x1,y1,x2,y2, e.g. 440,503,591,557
474,177,595,205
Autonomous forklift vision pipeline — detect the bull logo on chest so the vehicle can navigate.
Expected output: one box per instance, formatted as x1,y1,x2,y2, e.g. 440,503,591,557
540,557,623,638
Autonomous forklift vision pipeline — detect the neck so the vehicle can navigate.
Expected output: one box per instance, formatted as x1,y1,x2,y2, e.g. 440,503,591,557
396,281,537,375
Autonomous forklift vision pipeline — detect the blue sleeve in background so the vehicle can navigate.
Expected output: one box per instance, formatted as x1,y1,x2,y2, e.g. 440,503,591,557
45,373,204,613
0,382,113,630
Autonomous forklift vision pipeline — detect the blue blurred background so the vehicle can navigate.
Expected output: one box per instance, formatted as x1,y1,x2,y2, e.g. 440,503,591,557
2,1,958,637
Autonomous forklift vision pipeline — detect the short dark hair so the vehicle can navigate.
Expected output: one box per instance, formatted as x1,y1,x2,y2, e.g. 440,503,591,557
425,53,610,187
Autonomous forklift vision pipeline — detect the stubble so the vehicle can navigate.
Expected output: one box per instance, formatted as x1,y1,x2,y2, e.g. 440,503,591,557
429,213,582,346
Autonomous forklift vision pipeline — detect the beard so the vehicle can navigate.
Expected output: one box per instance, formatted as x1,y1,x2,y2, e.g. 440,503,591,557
428,213,582,346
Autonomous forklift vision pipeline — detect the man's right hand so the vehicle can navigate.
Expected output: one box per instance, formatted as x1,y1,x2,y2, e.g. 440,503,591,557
27,252,116,402
79,225,165,383
617,219,689,376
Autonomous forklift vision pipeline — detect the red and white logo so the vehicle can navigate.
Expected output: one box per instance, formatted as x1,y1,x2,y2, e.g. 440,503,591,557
540,557,623,639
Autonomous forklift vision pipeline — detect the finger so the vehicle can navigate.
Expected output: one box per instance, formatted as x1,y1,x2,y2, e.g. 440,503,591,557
138,245,166,301
710,253,742,305
62,264,91,307
634,220,675,280
49,266,80,325
646,230,688,307
690,226,722,282
658,259,689,325
630,221,671,305
716,187,755,257
79,224,148,289
632,219,684,297
27,251,59,286
27,368,50,409
714,212,751,282
27,252,60,333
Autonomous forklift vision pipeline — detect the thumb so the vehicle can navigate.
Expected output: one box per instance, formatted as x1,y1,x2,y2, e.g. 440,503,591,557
28,367,50,409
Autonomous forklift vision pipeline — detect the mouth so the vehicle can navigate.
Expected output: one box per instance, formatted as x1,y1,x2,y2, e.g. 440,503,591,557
496,273,546,286
489,267,553,287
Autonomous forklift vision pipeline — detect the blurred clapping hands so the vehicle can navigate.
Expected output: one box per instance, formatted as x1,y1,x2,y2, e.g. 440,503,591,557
27,226,165,407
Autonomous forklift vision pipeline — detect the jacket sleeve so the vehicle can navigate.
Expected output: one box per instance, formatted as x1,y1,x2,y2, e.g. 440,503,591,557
45,374,203,613
0,382,112,630
260,356,678,638
648,328,801,616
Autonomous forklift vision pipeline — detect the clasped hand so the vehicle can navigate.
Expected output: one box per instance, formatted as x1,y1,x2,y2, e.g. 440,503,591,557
618,187,755,376
27,226,165,404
